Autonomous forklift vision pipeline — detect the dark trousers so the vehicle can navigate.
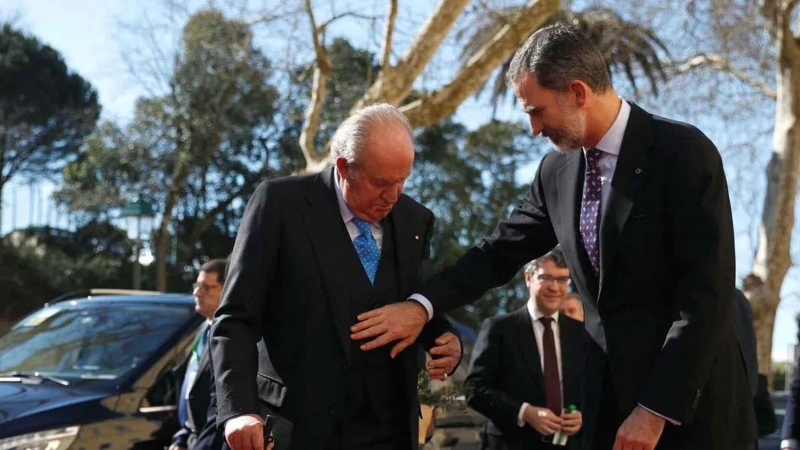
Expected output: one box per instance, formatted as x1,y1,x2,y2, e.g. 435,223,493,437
325,405,409,450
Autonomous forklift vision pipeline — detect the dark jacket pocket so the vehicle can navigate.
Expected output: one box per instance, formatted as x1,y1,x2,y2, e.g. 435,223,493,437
257,372,288,407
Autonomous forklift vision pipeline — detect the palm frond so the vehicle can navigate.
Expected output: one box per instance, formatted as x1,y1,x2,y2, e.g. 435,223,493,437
456,6,670,111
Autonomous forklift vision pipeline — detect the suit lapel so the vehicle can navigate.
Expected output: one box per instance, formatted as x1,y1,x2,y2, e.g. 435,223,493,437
190,346,210,394
516,308,544,387
598,103,653,297
556,151,599,300
302,167,356,361
388,203,414,299
558,315,582,406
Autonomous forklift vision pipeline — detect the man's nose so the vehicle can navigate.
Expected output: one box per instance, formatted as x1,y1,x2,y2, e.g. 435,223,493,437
383,184,402,203
528,117,543,136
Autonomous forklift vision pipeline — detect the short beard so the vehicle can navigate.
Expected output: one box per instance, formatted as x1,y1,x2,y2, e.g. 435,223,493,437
552,96,586,153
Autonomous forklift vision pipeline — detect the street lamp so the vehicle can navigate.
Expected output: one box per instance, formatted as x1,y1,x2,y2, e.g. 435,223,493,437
124,198,155,290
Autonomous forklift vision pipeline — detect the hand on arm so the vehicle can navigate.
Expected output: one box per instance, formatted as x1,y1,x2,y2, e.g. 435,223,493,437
350,301,428,358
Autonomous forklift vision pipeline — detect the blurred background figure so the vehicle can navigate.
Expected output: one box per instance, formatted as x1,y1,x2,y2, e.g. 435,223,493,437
559,293,583,323
171,259,227,450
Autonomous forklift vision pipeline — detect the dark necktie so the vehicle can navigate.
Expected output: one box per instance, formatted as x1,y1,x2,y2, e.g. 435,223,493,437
352,218,379,284
579,148,603,275
540,317,562,414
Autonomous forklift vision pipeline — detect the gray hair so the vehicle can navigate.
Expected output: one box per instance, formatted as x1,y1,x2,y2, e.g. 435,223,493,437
329,103,413,165
524,247,568,274
506,24,612,93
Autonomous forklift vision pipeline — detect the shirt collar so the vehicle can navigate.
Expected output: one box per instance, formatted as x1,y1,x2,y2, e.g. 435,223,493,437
527,299,559,323
586,98,630,157
334,167,356,224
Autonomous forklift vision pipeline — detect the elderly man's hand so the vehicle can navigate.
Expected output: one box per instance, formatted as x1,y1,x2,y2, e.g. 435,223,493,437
350,301,428,358
225,414,275,450
427,332,460,380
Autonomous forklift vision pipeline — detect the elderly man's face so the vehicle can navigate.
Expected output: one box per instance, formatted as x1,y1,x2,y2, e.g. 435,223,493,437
337,127,414,222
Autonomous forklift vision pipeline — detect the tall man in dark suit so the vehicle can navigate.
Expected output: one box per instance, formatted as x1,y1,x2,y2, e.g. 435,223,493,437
171,259,228,450
783,352,800,450
466,249,585,450
351,25,756,450
210,104,462,450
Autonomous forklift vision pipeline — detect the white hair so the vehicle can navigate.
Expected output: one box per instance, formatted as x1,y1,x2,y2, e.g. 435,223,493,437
329,103,413,165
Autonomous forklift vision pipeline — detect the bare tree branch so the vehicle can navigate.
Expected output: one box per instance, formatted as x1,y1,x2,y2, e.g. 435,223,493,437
318,12,379,31
352,0,473,110
670,54,777,100
380,0,399,74
299,0,333,170
401,0,561,128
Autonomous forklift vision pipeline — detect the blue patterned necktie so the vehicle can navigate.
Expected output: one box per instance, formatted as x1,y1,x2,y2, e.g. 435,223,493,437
352,218,379,284
579,148,603,275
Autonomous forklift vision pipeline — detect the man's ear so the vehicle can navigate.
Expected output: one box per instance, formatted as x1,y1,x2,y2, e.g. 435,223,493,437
524,271,532,288
335,157,349,180
569,80,589,107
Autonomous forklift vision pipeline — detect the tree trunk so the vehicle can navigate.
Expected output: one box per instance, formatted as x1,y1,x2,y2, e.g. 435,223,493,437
743,21,800,378
351,0,471,111
402,0,560,128
156,151,194,291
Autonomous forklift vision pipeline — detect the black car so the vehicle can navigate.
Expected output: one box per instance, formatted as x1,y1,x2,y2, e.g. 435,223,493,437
0,290,204,450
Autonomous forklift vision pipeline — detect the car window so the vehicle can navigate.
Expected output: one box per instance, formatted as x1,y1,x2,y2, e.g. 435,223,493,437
0,301,194,380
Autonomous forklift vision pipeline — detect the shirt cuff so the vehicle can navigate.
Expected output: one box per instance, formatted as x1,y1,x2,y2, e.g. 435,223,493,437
781,438,798,449
638,403,681,426
408,294,433,321
517,402,530,427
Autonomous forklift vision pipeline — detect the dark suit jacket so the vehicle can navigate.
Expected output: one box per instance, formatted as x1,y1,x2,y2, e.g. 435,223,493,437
732,289,777,438
418,103,756,449
172,332,213,448
783,353,800,445
466,308,586,450
210,167,458,450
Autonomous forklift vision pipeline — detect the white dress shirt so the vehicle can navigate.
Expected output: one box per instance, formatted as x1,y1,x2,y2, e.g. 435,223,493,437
517,303,563,426
334,168,383,250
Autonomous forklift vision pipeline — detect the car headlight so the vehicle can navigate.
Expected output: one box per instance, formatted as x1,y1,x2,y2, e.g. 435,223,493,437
0,426,79,450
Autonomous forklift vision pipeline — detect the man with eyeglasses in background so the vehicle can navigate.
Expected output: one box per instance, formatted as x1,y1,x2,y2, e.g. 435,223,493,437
465,248,587,450
171,258,228,450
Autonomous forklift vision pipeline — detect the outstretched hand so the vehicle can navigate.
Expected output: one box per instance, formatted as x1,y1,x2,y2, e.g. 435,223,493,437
350,301,428,358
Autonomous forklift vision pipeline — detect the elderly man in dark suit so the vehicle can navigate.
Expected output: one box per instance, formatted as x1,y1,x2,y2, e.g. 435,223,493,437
466,249,586,450
351,24,756,450
210,104,462,450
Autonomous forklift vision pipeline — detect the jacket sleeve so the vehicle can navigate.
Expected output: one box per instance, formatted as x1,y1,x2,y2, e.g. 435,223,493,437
210,180,281,428
418,155,558,314
639,129,737,423
464,318,524,428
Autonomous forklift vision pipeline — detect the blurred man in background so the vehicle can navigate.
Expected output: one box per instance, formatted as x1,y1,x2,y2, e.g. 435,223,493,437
171,259,227,450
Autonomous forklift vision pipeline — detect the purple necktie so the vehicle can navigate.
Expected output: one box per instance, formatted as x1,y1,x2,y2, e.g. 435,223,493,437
580,148,602,275
540,317,562,414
